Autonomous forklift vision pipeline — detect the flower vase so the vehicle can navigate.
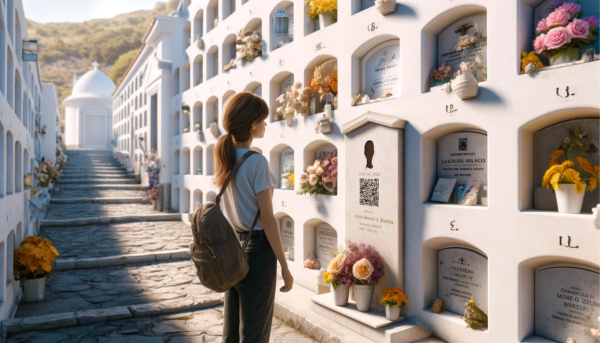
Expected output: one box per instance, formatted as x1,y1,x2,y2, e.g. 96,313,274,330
549,52,578,66
332,284,350,306
285,113,294,127
385,304,401,321
23,277,46,302
236,59,245,68
319,13,333,28
452,73,479,100
555,184,585,214
152,199,157,210
376,0,397,15
353,284,374,312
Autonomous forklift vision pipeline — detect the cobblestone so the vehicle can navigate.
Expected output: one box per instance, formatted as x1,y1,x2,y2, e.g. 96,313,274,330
7,309,316,343
45,203,158,220
44,221,192,260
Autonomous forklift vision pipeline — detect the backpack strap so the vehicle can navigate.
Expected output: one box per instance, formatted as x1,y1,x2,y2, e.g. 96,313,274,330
214,150,257,206
214,150,262,252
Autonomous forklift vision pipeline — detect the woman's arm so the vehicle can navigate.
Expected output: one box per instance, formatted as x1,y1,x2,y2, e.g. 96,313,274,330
256,188,294,292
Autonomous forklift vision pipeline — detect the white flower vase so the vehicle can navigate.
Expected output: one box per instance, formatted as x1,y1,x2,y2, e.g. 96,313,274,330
319,13,333,28
555,184,585,214
353,284,374,312
385,304,401,321
23,277,46,302
452,73,479,100
285,113,294,127
281,178,290,190
549,52,578,66
376,0,397,15
332,284,350,306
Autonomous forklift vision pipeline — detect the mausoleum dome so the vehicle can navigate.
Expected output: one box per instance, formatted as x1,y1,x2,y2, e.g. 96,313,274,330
63,62,115,104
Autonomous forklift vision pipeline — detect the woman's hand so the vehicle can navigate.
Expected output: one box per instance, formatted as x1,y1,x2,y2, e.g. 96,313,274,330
280,266,294,292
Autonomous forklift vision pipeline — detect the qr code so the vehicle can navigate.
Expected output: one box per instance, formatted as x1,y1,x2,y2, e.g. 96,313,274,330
359,178,379,207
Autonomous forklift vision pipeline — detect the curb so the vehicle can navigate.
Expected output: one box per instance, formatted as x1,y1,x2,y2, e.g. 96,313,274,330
55,247,193,271
41,214,181,227
0,294,223,338
50,197,149,204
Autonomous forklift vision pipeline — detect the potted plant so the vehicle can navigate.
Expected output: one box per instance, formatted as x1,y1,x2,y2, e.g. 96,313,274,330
305,0,337,28
375,0,396,15
542,125,598,214
324,247,349,306
339,242,385,312
14,236,59,302
532,1,599,66
451,61,479,100
298,151,338,196
380,287,408,321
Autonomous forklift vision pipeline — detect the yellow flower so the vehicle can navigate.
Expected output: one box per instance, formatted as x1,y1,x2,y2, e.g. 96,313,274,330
576,157,594,174
587,177,597,192
520,51,544,74
542,165,563,188
550,172,561,190
595,166,600,179
575,181,586,194
288,174,294,183
323,271,333,284
549,150,565,166
381,287,408,306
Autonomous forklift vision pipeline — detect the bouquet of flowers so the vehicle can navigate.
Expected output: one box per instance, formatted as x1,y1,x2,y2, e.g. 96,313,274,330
311,61,338,98
14,236,59,281
298,150,338,195
381,287,408,308
429,63,453,87
542,125,599,194
323,246,346,289
335,241,385,286
40,125,46,135
24,174,32,188
236,29,262,63
451,19,487,53
305,0,337,23
520,51,544,76
533,1,599,63
145,150,163,181
275,82,311,121
34,159,61,187
143,186,159,201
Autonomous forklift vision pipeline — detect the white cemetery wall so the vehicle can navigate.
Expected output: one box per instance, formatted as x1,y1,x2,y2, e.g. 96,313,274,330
437,248,488,315
362,41,400,99
535,265,599,343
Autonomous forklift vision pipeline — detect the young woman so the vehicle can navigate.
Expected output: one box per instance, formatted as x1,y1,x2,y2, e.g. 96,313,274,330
214,92,294,343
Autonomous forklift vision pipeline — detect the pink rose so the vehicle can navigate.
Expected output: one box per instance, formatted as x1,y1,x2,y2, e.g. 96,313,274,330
321,171,331,183
582,16,600,28
546,9,571,27
537,18,549,33
309,174,318,186
533,34,547,54
331,156,337,165
544,27,572,50
557,2,580,14
566,18,590,39
299,172,309,184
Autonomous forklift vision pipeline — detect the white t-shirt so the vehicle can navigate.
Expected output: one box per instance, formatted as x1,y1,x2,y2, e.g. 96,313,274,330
221,149,276,232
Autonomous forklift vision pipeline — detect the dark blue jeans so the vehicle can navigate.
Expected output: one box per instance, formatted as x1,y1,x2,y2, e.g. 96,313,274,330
223,231,277,343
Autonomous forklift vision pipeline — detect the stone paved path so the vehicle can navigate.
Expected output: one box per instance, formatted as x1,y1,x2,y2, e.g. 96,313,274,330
7,150,313,342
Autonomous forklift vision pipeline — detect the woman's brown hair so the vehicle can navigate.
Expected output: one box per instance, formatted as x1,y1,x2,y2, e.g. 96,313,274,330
214,92,269,187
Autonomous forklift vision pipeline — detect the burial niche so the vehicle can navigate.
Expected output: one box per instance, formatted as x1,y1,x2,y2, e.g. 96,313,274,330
280,216,294,261
271,6,294,51
533,118,599,212
362,40,400,101
437,247,488,316
315,224,337,268
534,264,599,343
306,58,338,115
434,131,488,205
430,14,487,88
279,147,294,190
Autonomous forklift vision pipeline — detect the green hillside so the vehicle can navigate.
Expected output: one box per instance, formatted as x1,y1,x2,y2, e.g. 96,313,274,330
26,0,179,125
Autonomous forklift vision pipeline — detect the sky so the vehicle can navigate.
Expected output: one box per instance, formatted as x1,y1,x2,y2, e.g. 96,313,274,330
22,0,162,23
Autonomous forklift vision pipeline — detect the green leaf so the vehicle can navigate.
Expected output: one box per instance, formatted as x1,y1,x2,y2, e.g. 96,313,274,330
567,47,580,61
573,10,582,19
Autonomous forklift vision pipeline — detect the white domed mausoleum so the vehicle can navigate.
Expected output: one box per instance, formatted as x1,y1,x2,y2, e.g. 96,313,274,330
63,61,115,149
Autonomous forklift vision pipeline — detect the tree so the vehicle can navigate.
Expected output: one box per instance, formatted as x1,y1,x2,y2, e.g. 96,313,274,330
109,49,138,83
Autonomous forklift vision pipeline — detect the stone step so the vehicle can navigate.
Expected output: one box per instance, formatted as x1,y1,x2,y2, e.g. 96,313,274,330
58,184,147,191
50,197,149,204
55,178,139,185
62,167,125,172
44,203,156,221
2,294,223,338
41,213,180,227
53,189,146,199
60,173,134,179
13,260,212,319
55,248,192,271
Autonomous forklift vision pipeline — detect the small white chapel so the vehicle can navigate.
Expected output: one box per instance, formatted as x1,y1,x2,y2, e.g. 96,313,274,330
63,61,115,150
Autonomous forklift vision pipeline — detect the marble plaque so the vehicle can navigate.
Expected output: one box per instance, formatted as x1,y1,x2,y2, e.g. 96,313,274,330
535,265,600,343
437,248,488,316
437,14,487,82
316,145,336,161
280,216,294,261
534,118,599,212
315,224,337,267
280,74,294,96
280,147,294,189
363,41,400,99
343,115,405,304
437,132,487,203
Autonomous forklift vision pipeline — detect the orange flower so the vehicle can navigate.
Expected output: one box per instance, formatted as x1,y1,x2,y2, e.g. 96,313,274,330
549,150,564,166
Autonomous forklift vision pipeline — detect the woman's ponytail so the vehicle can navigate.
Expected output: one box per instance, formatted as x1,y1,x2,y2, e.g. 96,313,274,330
213,92,269,187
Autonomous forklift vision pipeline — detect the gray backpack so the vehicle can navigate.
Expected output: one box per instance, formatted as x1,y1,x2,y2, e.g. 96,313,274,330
190,151,260,293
